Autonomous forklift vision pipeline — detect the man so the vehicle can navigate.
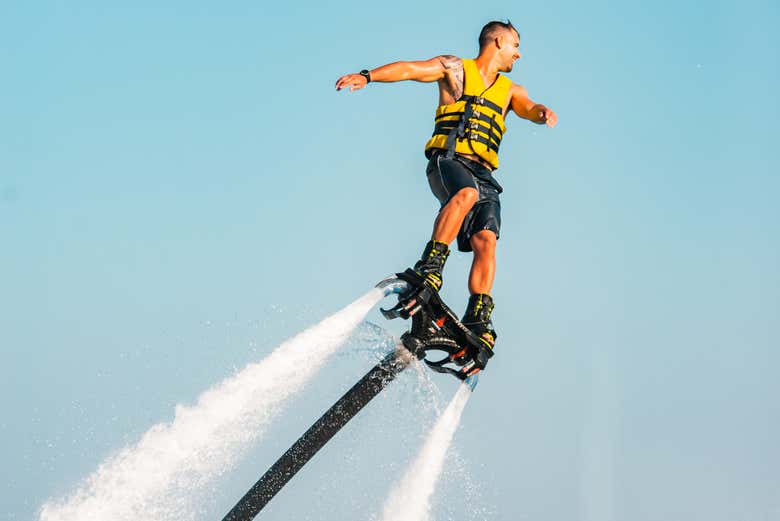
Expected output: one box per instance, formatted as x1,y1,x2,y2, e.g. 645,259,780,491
336,20,557,351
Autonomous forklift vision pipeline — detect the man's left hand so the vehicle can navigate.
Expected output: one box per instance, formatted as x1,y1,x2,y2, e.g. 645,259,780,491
541,108,557,127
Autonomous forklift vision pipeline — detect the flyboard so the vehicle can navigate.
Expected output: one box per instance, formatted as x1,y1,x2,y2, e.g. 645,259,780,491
222,271,494,520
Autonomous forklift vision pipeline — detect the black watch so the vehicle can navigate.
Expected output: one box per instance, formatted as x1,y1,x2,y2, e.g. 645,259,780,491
359,69,371,83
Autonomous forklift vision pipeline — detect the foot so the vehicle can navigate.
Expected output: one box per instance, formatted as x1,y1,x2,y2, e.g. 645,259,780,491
467,322,496,349
413,267,443,291
461,293,497,349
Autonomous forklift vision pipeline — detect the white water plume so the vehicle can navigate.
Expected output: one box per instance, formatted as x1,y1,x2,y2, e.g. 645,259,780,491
380,382,473,521
39,288,384,521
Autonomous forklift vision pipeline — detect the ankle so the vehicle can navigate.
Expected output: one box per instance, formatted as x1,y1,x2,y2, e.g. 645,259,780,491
462,294,497,345
413,240,451,291
463,294,494,323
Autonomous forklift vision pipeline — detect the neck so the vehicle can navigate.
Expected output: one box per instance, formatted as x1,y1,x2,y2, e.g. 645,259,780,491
473,53,501,82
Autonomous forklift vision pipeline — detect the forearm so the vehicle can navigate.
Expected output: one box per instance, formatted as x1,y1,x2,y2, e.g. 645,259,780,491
368,61,422,82
336,57,444,92
367,58,443,83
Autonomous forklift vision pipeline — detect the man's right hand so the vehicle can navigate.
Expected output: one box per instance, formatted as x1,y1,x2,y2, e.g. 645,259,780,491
335,73,368,92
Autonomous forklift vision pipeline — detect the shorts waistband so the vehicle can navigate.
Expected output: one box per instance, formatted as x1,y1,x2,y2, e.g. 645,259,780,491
429,150,492,173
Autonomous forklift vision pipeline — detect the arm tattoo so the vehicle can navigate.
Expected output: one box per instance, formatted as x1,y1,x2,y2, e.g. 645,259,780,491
438,55,464,100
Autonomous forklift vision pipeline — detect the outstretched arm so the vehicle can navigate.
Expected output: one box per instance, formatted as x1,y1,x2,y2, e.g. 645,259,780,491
335,56,453,92
509,84,558,127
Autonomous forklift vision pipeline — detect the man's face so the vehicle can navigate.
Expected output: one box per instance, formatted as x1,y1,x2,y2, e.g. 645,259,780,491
500,29,521,72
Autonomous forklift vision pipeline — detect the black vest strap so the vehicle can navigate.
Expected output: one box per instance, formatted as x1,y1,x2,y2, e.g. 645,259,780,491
463,132,500,154
435,110,504,139
433,120,502,148
438,94,504,160
443,100,475,159
431,128,500,154
459,95,503,115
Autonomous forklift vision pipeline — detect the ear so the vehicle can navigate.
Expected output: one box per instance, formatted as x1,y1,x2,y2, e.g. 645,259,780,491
495,34,505,49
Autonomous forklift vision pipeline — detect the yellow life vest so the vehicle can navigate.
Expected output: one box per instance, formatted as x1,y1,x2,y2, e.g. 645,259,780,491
424,59,512,169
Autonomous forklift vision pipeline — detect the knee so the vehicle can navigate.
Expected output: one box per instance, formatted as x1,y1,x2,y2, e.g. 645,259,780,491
471,229,497,256
448,187,478,209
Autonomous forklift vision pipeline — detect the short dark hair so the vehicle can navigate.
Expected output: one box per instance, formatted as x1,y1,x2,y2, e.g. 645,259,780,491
478,20,517,49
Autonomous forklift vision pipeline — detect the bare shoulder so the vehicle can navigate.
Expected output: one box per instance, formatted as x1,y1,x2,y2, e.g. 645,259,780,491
510,82,529,98
435,55,464,102
436,55,463,71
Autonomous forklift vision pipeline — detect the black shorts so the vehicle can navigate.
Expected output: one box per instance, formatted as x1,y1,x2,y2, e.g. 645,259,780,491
426,151,503,252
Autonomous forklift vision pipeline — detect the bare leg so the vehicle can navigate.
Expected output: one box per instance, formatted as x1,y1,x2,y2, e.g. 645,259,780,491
413,187,478,292
468,229,497,294
431,187,478,244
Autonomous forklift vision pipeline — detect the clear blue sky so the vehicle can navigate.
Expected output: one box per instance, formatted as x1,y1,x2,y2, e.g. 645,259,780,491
2,1,778,519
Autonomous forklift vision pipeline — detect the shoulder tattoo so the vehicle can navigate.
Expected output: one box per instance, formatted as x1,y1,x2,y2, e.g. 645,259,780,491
438,55,464,100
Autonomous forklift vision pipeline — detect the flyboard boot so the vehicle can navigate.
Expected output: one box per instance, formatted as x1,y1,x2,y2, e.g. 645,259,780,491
379,240,450,320
413,239,450,292
461,293,497,351
377,241,494,381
